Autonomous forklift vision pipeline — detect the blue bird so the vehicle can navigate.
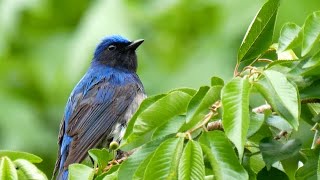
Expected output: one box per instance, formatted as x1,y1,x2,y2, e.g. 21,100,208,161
53,35,146,180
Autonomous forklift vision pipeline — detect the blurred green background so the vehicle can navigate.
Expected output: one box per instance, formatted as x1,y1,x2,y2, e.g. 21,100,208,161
1,0,319,176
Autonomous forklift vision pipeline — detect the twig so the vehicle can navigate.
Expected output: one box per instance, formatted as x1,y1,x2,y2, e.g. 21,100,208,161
301,98,320,104
187,101,221,135
252,104,272,113
207,120,223,131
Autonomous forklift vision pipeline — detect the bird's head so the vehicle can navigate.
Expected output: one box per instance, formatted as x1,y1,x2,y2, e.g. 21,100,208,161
93,35,144,72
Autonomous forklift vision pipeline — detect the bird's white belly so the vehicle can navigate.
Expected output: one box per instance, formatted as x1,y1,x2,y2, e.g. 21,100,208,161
109,92,146,143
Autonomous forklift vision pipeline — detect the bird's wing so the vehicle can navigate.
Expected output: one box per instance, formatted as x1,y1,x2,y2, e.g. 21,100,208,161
61,77,143,169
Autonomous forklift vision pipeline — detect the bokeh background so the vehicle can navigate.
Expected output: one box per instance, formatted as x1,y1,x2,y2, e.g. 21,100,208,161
1,0,319,176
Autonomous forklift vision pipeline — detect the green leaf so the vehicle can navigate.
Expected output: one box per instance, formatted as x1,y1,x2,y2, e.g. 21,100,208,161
121,94,169,150
0,150,42,163
259,138,302,168
247,112,265,138
133,152,155,180
277,23,302,53
102,171,118,180
237,0,280,62
211,76,224,86
254,70,300,130
0,157,18,180
95,165,120,180
123,94,166,141
301,51,320,76
88,148,111,171
266,115,292,131
185,86,210,124
169,88,197,96
199,131,248,180
152,115,185,140
250,154,265,174
133,91,192,135
300,81,320,100
281,156,300,180
302,11,320,56
302,49,320,68
295,149,319,180
68,164,95,180
181,85,222,131
144,137,184,180
178,141,205,180
118,135,171,180
242,153,257,180
14,159,47,180
222,77,251,159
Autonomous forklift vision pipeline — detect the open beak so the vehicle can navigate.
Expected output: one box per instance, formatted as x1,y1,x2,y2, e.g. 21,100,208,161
126,39,144,50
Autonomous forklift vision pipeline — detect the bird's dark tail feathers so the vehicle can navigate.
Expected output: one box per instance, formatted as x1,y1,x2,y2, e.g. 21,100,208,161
52,148,68,180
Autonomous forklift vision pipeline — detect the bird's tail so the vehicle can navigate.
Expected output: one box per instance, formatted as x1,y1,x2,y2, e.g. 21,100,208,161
52,148,68,180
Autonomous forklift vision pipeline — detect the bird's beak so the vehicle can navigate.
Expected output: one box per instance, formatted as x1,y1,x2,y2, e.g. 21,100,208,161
126,39,144,50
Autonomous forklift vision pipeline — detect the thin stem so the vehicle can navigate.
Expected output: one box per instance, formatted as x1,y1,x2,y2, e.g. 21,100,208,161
311,123,320,149
257,58,273,63
186,100,221,135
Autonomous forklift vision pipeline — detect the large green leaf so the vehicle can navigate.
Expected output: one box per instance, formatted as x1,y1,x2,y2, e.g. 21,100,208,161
254,70,300,130
281,156,300,180
237,0,280,62
302,11,320,56
121,92,187,150
181,85,222,131
247,112,265,138
277,23,302,53
133,91,192,135
178,141,205,180
199,131,248,180
259,138,302,168
222,77,251,159
0,150,42,163
68,164,95,180
144,137,184,180
186,86,210,124
302,49,320,68
118,135,172,180
0,157,17,180
14,159,47,180
295,149,319,180
152,115,185,140
266,115,292,132
301,51,320,76
133,152,155,180
123,94,166,141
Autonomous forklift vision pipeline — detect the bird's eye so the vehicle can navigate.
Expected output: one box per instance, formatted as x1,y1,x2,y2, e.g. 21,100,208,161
108,45,116,51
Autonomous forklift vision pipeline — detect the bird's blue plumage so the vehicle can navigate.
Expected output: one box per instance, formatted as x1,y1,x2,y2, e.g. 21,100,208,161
54,35,145,180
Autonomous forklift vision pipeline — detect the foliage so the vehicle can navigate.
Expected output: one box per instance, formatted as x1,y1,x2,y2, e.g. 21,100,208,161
0,150,47,180
2,0,320,179
63,0,320,179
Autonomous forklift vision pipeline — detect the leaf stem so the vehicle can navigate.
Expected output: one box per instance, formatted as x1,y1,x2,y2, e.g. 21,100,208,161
311,123,320,149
